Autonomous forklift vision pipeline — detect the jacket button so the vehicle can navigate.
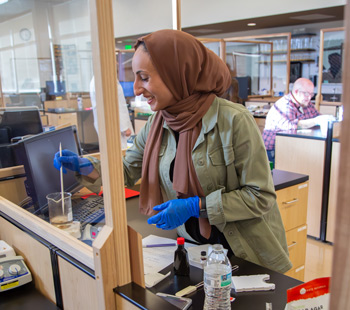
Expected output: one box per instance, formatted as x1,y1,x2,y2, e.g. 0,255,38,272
228,231,233,236
198,159,204,166
241,254,247,259
207,184,213,191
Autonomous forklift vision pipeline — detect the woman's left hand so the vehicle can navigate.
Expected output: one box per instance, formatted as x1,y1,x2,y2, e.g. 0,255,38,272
147,197,200,230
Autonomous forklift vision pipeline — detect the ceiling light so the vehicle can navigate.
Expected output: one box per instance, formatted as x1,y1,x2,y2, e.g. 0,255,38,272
0,0,9,4
247,23,256,27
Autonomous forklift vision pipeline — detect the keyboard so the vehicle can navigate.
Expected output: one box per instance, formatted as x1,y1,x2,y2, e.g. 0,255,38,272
72,196,105,230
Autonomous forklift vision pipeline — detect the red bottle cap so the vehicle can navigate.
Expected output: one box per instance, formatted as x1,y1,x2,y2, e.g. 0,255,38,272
177,237,185,245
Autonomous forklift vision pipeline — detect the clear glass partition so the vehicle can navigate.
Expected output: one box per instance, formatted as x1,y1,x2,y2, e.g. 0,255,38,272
226,34,291,95
318,28,344,105
225,40,273,98
0,0,103,242
198,38,223,59
0,0,93,108
116,49,135,98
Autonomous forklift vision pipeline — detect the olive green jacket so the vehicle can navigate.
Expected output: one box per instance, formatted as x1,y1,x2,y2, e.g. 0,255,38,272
81,97,292,273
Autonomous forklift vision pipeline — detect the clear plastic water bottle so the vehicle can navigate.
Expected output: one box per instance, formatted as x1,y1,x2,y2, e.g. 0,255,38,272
203,244,232,310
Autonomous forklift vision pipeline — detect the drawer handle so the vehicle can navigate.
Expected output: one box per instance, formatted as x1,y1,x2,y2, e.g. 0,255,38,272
282,198,298,205
288,241,297,249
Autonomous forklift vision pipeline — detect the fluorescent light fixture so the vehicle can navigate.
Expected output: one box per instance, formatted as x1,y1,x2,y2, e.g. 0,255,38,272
0,0,9,4
247,23,256,27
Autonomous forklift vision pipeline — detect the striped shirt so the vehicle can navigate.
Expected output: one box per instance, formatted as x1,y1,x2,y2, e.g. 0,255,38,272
262,93,320,150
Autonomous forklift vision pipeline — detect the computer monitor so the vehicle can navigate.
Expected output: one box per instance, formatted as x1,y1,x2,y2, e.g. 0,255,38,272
235,76,251,100
0,107,43,143
46,80,66,96
13,126,82,215
119,81,134,97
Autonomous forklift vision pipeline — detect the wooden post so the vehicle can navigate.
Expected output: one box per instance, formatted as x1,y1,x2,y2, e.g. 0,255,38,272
329,0,350,308
172,0,181,31
315,30,325,111
90,0,132,308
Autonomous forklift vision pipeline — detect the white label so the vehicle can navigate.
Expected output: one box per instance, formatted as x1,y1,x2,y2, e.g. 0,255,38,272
295,265,305,273
298,183,308,189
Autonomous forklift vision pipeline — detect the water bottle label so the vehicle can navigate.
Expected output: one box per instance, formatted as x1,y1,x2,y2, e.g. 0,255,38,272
205,271,232,288
221,272,232,287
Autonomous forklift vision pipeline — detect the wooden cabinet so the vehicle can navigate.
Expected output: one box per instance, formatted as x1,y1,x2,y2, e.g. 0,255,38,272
46,112,78,128
326,141,340,243
276,181,309,281
276,134,325,238
254,117,266,134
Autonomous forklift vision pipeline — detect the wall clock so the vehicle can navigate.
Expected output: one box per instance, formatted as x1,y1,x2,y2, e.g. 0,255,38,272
19,28,32,41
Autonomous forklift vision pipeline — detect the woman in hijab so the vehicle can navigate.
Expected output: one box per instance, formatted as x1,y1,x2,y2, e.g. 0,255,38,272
55,29,291,273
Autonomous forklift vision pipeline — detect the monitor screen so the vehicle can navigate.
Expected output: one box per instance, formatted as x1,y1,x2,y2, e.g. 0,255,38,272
0,108,43,143
46,80,66,96
13,126,82,215
119,81,134,97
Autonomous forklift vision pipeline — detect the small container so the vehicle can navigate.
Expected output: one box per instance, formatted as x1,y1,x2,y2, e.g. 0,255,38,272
200,250,207,268
77,96,83,110
47,192,73,229
173,237,190,276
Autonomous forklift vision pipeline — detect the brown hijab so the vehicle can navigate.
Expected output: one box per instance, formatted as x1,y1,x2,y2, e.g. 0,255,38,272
136,29,231,215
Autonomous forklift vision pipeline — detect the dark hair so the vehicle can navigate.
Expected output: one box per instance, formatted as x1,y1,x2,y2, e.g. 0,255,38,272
134,40,149,54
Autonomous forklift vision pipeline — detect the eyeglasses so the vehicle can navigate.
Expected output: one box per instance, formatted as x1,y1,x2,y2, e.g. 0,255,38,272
298,91,314,97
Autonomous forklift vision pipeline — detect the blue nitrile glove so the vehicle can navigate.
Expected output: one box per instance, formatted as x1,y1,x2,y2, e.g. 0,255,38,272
54,149,94,176
147,196,200,230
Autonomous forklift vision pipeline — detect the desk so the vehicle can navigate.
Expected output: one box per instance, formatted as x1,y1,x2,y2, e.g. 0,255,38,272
115,255,302,310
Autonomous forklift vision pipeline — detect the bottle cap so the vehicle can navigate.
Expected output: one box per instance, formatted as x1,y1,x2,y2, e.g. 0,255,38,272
177,237,185,245
200,251,207,256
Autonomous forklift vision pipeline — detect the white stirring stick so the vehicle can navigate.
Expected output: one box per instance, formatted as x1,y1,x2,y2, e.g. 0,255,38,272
59,143,65,214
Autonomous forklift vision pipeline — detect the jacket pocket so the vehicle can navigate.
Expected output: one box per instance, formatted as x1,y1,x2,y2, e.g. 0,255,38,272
209,146,235,166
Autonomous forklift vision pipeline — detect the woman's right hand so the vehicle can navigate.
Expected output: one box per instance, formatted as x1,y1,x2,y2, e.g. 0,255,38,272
54,149,94,176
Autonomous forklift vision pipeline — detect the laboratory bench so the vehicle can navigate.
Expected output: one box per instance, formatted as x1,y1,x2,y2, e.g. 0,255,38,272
116,170,308,310
0,282,59,310
115,253,303,310
0,168,308,309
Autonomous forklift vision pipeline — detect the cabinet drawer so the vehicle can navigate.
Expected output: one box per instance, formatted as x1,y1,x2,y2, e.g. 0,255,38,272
286,225,307,269
276,182,308,231
285,265,305,282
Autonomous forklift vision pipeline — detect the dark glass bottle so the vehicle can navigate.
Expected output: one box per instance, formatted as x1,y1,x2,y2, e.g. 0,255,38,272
173,237,190,276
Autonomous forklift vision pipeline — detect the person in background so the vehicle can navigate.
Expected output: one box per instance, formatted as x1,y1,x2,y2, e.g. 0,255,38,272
221,64,243,104
90,76,134,149
221,77,241,104
55,29,292,273
322,52,342,83
262,78,334,165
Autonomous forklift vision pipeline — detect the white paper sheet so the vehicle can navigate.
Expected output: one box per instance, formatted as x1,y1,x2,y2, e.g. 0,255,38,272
142,235,196,275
